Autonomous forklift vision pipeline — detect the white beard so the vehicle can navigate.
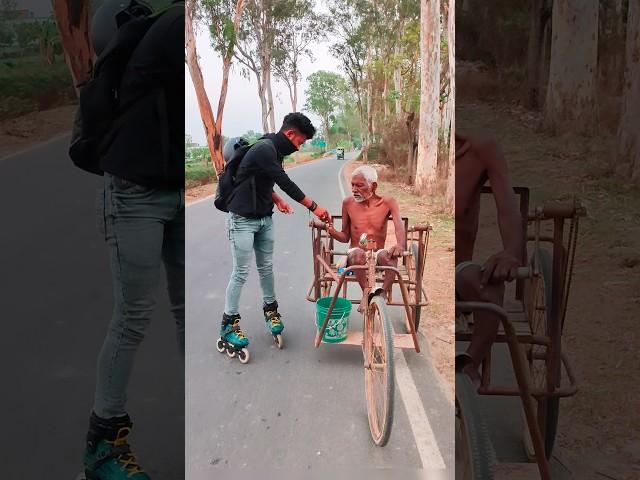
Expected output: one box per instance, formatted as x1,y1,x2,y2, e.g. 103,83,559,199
353,192,372,203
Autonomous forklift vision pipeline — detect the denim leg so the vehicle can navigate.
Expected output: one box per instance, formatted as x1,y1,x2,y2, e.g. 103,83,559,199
163,190,185,358
254,216,276,306
224,214,257,316
93,174,180,418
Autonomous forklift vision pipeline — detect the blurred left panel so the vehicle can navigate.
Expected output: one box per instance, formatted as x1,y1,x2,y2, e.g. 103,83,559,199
0,1,185,478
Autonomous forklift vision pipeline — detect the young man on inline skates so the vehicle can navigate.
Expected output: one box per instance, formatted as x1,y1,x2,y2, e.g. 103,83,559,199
219,113,330,360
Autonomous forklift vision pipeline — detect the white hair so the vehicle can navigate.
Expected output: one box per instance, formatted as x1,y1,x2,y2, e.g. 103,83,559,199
352,165,378,184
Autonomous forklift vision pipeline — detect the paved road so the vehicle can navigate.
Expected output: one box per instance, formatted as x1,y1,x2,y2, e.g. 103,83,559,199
185,152,454,478
0,136,184,478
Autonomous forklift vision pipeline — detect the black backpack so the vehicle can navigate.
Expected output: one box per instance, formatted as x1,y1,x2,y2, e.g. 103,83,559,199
214,138,276,212
214,139,252,212
68,5,173,175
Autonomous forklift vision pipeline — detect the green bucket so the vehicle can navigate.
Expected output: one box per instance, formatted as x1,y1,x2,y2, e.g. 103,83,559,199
315,296,352,343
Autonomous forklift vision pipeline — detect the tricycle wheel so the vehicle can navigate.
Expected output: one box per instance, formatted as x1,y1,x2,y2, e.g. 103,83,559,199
522,248,560,460
411,242,422,330
455,372,495,479
364,295,395,446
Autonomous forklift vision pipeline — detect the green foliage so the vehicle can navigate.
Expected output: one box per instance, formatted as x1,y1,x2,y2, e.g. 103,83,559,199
186,146,211,163
336,139,353,149
304,70,348,125
201,0,241,59
0,56,74,119
239,130,262,144
185,162,217,188
272,0,327,91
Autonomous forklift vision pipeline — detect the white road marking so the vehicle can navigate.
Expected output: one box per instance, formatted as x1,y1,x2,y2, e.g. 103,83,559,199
394,347,446,469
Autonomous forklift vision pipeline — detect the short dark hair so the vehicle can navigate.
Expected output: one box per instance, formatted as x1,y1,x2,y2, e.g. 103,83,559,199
280,112,316,139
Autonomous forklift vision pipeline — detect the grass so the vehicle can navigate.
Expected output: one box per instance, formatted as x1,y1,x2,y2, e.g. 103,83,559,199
0,56,75,120
185,162,217,189
457,103,640,240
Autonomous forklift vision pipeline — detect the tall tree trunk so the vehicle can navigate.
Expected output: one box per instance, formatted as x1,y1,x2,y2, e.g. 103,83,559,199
543,0,598,135
439,0,454,159
444,0,455,214
406,112,417,184
354,90,365,148
393,23,403,119
525,0,552,110
51,0,92,94
257,66,269,133
383,75,390,120
290,69,298,112
366,46,374,145
539,5,553,108
610,0,625,94
415,0,440,194
216,0,246,141
394,67,402,118
616,0,640,182
185,0,223,174
323,114,331,149
267,69,276,131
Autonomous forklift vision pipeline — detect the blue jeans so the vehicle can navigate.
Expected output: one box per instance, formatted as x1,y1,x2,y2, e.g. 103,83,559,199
224,213,276,315
93,173,185,418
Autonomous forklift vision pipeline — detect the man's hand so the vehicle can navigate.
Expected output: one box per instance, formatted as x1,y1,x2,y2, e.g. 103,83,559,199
481,250,520,285
313,205,330,222
275,199,294,214
387,244,404,258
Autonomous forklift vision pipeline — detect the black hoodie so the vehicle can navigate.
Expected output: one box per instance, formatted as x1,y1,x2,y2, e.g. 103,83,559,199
99,3,184,190
227,132,306,218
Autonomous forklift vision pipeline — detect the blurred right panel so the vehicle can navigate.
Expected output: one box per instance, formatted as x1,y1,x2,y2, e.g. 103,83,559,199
454,1,639,479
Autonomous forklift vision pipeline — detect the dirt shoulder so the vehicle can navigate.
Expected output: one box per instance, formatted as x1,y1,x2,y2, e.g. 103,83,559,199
460,101,639,478
343,159,455,403
0,105,76,159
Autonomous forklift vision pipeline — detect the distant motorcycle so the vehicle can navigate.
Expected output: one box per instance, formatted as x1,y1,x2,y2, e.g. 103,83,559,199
336,148,345,160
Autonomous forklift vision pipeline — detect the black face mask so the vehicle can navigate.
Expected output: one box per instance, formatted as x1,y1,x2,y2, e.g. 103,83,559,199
273,132,298,157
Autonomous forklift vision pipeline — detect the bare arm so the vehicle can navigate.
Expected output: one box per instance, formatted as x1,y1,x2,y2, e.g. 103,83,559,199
478,139,523,283
388,197,406,257
272,191,293,214
327,199,351,243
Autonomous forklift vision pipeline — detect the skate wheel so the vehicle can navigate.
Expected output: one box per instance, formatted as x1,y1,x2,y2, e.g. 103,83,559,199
226,348,236,358
238,348,250,364
275,334,284,349
216,338,225,353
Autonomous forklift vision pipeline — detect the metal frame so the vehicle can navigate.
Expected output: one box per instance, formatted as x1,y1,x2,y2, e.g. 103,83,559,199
456,187,586,479
307,216,432,352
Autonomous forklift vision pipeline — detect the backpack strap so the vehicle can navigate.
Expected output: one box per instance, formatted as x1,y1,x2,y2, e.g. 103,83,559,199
228,138,277,213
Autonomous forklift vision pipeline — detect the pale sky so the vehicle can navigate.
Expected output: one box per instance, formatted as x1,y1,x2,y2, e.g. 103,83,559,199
185,24,343,145
18,0,344,145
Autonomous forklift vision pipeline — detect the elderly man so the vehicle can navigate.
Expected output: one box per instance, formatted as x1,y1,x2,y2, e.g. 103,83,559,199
327,165,405,309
